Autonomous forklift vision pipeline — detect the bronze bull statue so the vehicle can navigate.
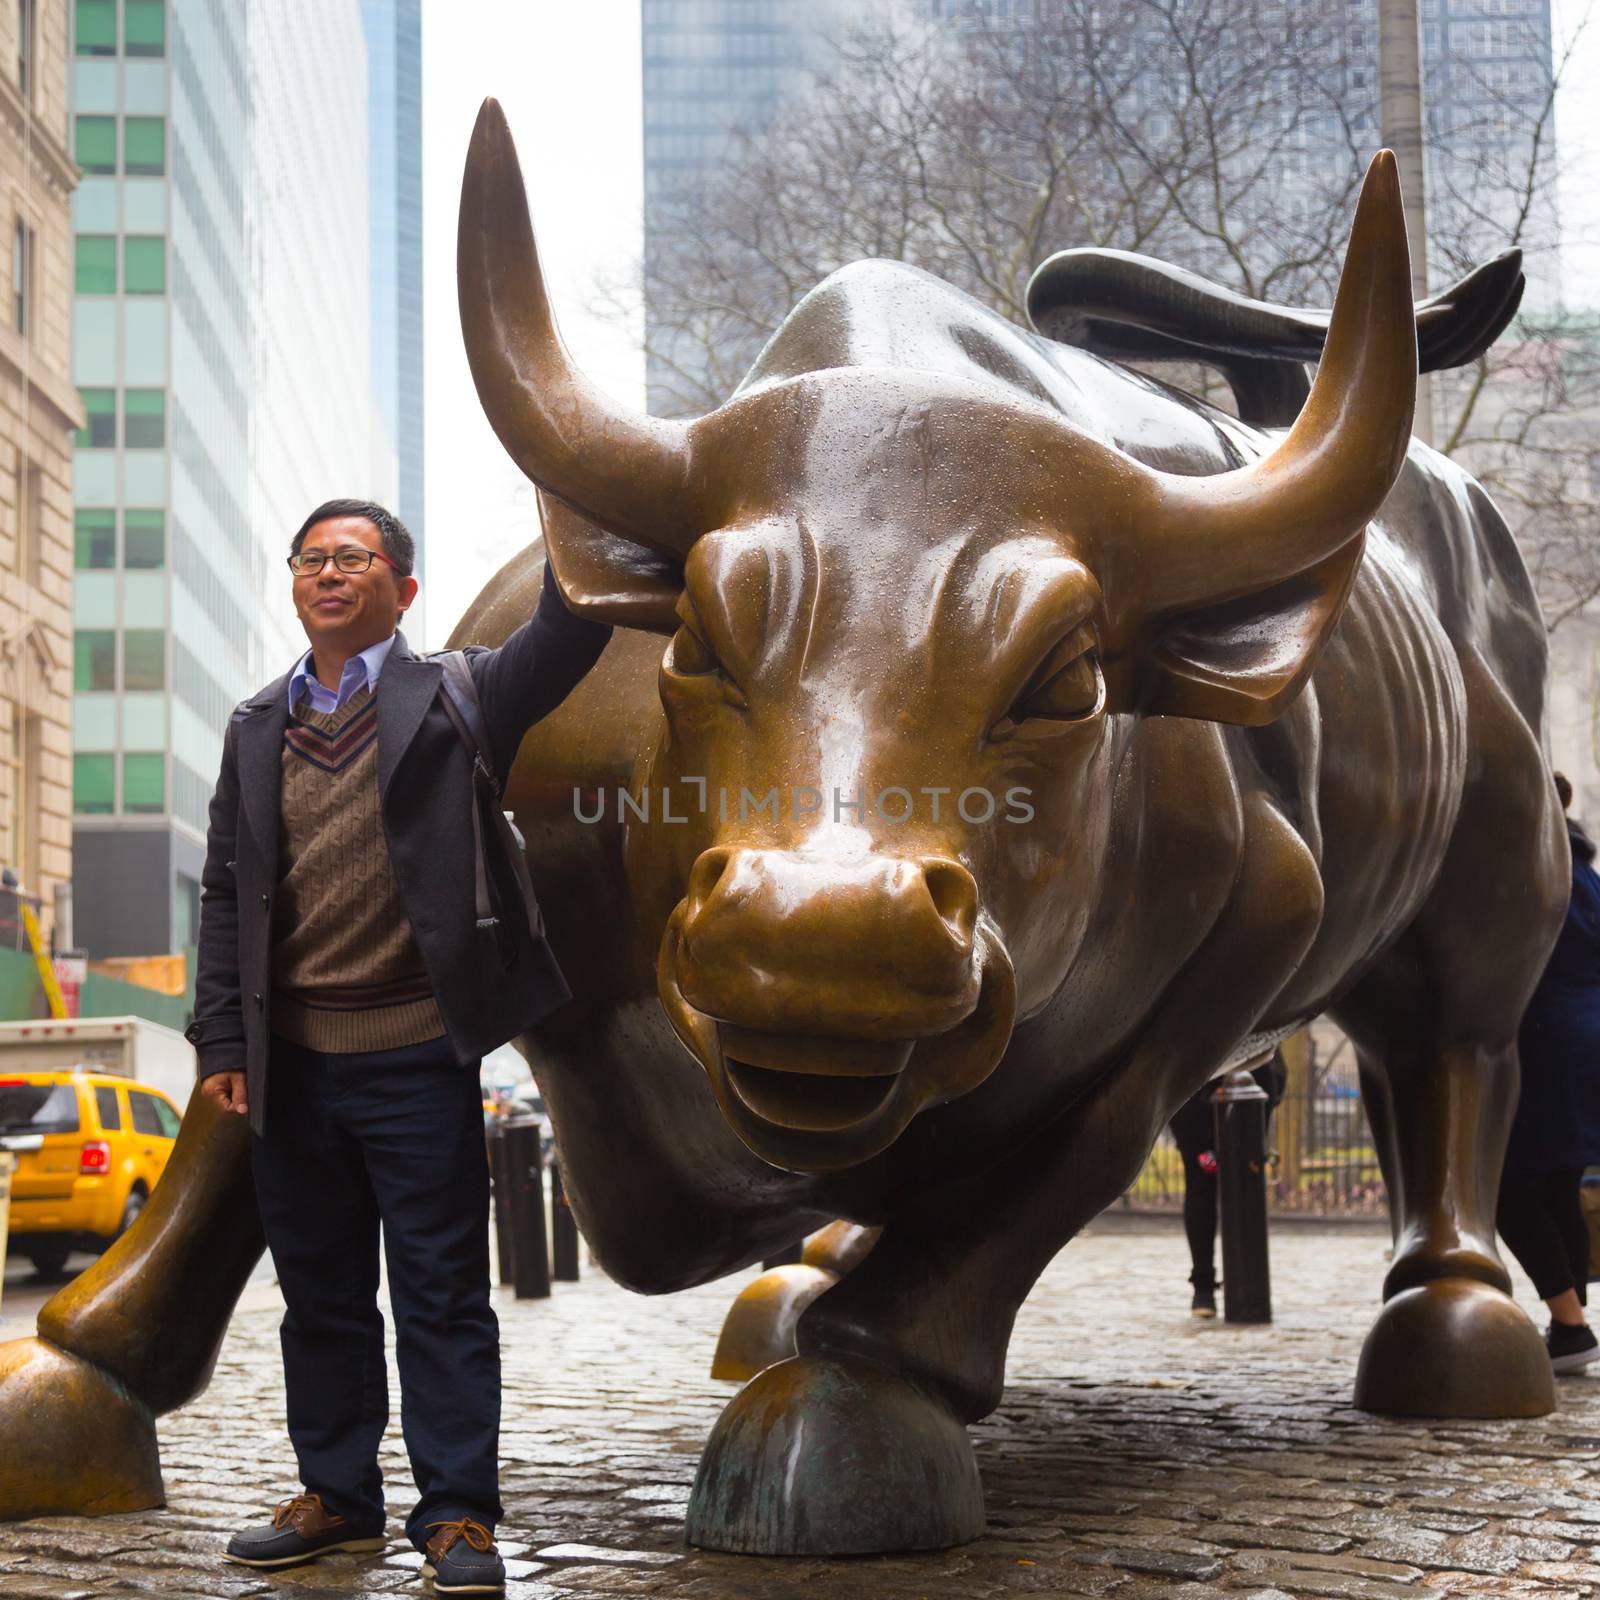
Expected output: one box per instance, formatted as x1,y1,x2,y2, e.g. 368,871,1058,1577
0,103,1567,1556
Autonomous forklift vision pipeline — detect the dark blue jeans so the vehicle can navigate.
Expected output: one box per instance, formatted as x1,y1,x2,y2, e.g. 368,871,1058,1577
251,1034,502,1550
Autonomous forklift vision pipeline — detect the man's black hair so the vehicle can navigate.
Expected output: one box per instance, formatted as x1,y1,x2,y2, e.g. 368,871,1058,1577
291,498,415,577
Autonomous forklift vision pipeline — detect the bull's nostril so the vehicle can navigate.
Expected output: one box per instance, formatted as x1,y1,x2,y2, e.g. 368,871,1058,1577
685,845,735,921
921,858,978,945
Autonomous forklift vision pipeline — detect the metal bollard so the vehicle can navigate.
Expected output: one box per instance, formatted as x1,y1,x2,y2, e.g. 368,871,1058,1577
1213,1070,1272,1323
488,1122,513,1287
550,1155,580,1282
501,1116,551,1300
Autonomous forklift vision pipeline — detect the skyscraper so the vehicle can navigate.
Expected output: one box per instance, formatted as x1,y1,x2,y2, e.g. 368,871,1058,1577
640,0,1563,408
641,0,864,412
69,0,405,958
362,0,424,609
70,0,253,958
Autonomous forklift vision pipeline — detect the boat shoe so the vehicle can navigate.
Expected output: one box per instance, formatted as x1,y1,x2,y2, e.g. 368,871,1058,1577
422,1517,506,1594
224,1492,385,1568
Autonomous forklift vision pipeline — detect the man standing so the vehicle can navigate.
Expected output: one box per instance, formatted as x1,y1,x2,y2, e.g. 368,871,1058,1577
185,499,610,1595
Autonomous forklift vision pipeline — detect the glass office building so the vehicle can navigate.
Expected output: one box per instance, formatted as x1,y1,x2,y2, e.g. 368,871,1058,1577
642,0,1561,408
69,0,404,958
70,0,254,958
641,0,864,412
362,0,424,624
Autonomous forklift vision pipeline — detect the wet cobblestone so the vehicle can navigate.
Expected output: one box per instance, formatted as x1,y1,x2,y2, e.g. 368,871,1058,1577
3,1217,1600,1597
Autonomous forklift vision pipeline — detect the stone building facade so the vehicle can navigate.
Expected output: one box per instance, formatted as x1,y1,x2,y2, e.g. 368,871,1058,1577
0,0,81,945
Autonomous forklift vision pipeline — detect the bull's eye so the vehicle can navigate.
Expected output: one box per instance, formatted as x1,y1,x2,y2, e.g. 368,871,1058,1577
1021,651,1102,720
667,623,719,678
662,615,748,711
992,629,1104,741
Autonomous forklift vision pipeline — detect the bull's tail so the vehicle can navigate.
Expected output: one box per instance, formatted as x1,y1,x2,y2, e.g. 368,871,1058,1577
1025,246,1523,427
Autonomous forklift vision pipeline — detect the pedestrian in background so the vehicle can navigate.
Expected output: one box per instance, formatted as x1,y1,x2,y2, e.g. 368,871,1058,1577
1170,1051,1287,1317
1497,770,1600,1375
186,500,610,1593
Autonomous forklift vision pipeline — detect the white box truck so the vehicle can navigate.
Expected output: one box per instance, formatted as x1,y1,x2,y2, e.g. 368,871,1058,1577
0,1016,194,1108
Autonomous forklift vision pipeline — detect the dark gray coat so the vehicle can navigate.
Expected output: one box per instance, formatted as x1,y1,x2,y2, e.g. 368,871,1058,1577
185,571,611,1135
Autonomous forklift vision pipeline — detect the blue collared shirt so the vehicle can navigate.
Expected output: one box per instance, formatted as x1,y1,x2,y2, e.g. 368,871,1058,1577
287,633,397,716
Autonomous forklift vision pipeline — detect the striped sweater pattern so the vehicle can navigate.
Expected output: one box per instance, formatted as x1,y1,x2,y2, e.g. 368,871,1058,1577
270,683,445,1053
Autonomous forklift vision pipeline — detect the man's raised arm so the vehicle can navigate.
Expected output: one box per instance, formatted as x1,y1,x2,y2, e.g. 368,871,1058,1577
469,559,614,778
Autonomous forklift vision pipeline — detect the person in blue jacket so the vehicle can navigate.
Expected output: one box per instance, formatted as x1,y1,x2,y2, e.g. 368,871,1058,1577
1497,771,1600,1374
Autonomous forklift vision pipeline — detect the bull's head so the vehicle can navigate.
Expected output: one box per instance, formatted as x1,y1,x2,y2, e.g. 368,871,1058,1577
460,100,1416,1174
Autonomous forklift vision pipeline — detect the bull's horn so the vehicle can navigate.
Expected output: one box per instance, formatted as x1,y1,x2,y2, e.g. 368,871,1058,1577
459,99,698,554
1131,151,1416,616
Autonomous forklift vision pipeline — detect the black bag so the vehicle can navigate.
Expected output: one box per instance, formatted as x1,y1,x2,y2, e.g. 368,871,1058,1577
432,650,546,943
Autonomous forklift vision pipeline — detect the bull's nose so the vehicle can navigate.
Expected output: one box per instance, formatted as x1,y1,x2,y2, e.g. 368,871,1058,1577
684,844,738,928
922,856,978,949
677,847,982,1037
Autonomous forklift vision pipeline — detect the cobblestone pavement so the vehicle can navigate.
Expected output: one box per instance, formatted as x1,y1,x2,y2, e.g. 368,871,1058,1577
4,1216,1600,1599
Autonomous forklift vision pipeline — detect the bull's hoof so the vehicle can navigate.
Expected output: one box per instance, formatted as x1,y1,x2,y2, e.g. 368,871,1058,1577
1354,1279,1554,1418
711,1264,837,1383
0,1336,163,1519
687,1353,984,1554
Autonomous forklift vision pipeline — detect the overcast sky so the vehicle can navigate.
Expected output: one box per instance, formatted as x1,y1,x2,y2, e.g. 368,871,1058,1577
1553,0,1600,304
420,1,643,649
418,1,1600,649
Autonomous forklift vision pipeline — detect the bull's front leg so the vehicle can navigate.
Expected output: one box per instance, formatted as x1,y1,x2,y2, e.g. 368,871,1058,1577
0,1088,265,1519
687,794,1324,1556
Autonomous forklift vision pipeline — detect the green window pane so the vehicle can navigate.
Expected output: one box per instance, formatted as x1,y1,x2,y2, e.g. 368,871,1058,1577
74,628,114,691
74,114,115,175
123,236,163,294
123,508,164,569
74,234,115,294
76,387,114,448
124,117,164,176
74,0,113,56
74,508,115,569
123,629,164,690
124,388,164,448
125,0,164,56
73,753,113,815
123,753,164,814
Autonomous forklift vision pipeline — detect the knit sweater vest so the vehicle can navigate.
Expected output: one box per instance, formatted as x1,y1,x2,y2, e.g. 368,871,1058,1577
270,682,445,1053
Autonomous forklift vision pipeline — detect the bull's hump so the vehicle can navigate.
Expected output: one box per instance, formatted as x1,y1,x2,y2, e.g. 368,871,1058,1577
744,261,1067,403
741,258,1251,475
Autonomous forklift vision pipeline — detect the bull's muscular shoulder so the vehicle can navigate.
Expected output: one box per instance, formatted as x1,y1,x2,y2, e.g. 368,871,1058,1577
1060,715,1249,1039
744,259,1245,473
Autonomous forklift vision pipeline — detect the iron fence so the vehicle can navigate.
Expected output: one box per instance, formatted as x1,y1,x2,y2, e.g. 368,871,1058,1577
1121,1029,1389,1217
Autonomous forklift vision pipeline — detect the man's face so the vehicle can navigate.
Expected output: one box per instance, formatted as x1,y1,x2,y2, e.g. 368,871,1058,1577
291,516,417,655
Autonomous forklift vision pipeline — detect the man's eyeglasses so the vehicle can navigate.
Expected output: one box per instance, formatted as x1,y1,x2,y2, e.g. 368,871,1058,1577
287,547,404,577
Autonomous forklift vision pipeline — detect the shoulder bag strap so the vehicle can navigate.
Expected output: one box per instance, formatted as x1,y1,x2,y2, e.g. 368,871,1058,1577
435,651,546,941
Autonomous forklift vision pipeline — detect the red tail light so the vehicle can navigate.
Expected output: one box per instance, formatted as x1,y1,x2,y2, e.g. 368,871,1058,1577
79,1141,110,1173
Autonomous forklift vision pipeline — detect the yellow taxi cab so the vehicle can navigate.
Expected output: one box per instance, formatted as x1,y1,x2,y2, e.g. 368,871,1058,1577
0,1070,182,1276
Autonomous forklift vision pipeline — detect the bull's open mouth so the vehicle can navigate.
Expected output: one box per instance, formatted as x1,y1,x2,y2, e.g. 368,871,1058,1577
720,1025,913,1131
717,1024,916,1078
723,1058,902,1131
656,908,1017,1173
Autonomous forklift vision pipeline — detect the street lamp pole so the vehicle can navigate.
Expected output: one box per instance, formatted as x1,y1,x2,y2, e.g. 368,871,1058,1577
1378,0,1435,445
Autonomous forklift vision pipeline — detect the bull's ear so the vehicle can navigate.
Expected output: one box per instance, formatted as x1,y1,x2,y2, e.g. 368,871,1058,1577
540,491,684,634
1121,536,1364,726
